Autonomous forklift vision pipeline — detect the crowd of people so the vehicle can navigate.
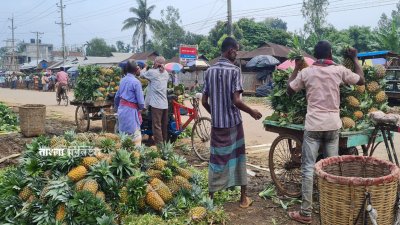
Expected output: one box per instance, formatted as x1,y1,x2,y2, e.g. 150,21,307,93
0,70,60,92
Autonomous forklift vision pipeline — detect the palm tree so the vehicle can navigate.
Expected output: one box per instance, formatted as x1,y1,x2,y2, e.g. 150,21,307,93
122,0,158,52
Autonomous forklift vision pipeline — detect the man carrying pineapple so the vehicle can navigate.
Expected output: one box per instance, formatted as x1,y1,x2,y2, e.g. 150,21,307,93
287,41,365,224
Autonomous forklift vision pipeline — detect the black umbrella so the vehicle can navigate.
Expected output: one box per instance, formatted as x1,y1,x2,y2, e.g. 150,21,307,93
246,55,280,68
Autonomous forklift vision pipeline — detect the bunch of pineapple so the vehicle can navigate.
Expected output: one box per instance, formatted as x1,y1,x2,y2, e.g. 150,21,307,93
96,67,122,101
339,46,388,130
0,131,213,224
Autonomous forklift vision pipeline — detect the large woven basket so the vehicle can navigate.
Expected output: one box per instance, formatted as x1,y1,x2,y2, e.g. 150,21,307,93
315,155,399,225
19,104,46,137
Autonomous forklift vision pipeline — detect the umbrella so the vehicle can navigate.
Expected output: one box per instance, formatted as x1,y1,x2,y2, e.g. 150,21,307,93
186,60,210,71
165,63,183,73
277,57,316,70
246,55,280,68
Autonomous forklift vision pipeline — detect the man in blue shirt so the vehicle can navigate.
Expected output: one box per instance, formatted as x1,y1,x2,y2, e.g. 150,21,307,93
114,60,145,146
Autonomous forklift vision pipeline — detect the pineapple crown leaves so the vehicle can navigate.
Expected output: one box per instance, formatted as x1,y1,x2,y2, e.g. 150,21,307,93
0,167,27,198
63,130,76,142
199,196,216,211
161,203,179,220
158,141,175,160
99,138,116,154
124,174,147,207
68,191,114,225
0,195,25,222
96,214,117,225
161,168,174,181
30,200,58,225
110,149,135,180
45,176,73,203
87,161,117,192
49,154,81,174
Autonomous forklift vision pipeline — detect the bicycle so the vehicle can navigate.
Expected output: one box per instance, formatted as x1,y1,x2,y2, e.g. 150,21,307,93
57,85,69,106
171,95,212,161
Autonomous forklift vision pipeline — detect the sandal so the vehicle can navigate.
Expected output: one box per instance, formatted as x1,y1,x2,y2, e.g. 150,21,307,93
288,211,312,224
239,197,253,208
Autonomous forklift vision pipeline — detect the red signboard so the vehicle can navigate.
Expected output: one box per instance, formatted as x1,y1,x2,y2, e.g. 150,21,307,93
180,47,198,55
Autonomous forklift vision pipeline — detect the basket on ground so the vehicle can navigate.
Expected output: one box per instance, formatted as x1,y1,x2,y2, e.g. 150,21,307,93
19,104,46,137
315,155,399,225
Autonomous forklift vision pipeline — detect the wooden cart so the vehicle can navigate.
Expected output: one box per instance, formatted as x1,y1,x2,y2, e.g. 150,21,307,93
263,120,386,197
70,100,112,132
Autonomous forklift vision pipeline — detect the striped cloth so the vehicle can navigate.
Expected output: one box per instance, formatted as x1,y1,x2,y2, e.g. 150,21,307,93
202,57,243,128
208,123,247,193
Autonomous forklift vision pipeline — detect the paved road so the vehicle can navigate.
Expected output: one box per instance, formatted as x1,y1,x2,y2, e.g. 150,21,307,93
1,87,398,162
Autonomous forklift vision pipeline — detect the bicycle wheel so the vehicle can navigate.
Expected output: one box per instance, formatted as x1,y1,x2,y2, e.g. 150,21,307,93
269,134,302,198
191,117,212,161
75,106,90,132
64,94,69,106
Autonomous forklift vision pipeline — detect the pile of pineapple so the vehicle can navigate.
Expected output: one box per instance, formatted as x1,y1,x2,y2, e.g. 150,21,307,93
340,46,388,130
97,67,121,101
74,65,122,102
0,132,215,224
266,45,388,131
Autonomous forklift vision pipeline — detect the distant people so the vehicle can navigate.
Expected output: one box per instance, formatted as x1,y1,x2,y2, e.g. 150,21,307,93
56,67,69,102
0,75,5,88
49,73,56,92
42,73,48,91
25,74,30,89
11,73,17,89
141,56,169,145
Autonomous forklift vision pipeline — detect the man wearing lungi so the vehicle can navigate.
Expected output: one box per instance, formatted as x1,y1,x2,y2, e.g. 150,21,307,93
114,59,145,145
287,41,365,224
202,37,263,208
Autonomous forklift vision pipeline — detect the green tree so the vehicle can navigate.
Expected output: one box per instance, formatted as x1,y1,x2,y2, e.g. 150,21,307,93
85,38,116,57
122,0,159,52
262,18,287,30
116,41,132,53
346,26,376,52
152,6,186,59
301,0,329,39
376,21,400,53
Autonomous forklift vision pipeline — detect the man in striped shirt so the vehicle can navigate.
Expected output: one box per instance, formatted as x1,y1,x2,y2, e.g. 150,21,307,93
202,37,262,208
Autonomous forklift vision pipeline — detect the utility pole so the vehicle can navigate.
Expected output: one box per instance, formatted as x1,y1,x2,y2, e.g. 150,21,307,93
31,31,44,66
56,0,70,66
227,0,233,36
8,15,17,71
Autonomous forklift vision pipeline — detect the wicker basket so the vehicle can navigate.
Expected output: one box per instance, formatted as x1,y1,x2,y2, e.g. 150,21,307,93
315,155,399,225
19,104,46,137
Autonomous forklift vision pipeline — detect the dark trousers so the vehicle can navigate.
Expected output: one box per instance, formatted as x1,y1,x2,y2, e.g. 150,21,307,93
151,107,168,145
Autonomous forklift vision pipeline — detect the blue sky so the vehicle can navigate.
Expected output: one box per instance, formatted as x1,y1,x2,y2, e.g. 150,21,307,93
0,0,398,50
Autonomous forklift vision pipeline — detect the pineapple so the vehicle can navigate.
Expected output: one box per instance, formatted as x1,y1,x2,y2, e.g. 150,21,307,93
145,185,165,211
375,64,386,78
103,133,120,142
161,168,174,182
368,107,379,113
153,158,167,170
149,178,173,203
177,167,193,180
146,169,163,180
67,165,88,182
75,133,90,143
75,179,85,191
346,96,360,108
173,176,192,190
132,151,141,161
120,186,128,203
342,117,355,129
81,156,99,169
353,111,364,120
96,191,106,201
99,138,116,153
111,149,134,179
55,203,66,222
82,179,99,194
355,85,365,94
288,48,308,71
40,185,50,202
27,195,37,203
94,136,107,147
43,170,52,179
84,132,97,142
189,207,207,222
18,186,33,201
50,136,67,148
367,81,380,93
375,91,387,103
165,180,180,194
342,45,355,71
138,197,146,209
